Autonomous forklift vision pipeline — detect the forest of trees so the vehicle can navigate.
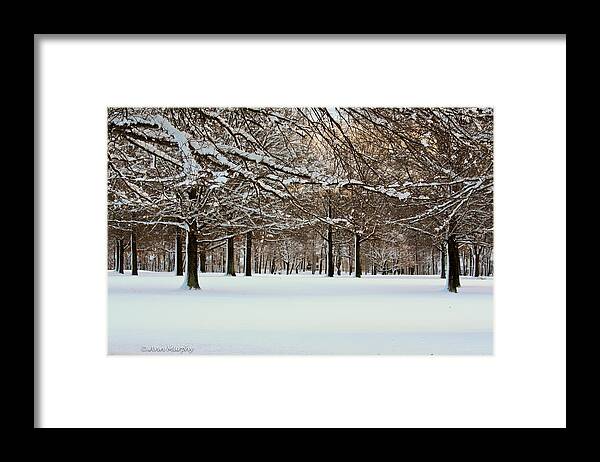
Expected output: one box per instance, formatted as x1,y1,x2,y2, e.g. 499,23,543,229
108,107,493,293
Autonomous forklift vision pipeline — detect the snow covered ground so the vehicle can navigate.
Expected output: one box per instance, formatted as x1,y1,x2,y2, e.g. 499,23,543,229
108,271,493,355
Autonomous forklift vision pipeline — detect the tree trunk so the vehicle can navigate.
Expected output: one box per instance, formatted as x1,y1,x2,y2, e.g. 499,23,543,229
130,231,138,276
319,246,323,274
354,233,362,278
446,234,460,292
226,236,236,276
440,243,446,279
175,228,184,276
184,225,200,289
114,238,119,272
118,239,124,274
414,241,418,275
326,196,335,277
455,245,461,287
245,231,252,276
326,226,334,278
474,246,481,277
199,249,206,273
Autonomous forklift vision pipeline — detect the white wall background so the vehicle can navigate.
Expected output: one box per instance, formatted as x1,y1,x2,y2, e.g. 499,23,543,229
37,36,566,428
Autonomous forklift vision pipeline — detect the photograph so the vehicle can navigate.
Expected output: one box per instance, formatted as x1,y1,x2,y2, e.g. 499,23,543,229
107,107,494,355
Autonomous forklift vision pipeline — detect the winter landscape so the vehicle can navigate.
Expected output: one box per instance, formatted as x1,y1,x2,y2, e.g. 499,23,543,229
108,107,493,355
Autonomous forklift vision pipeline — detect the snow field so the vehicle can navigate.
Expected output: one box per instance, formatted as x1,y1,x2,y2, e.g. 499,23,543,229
108,271,493,355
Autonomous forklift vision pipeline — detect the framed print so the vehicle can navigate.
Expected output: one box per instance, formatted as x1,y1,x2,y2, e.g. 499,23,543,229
36,35,565,428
